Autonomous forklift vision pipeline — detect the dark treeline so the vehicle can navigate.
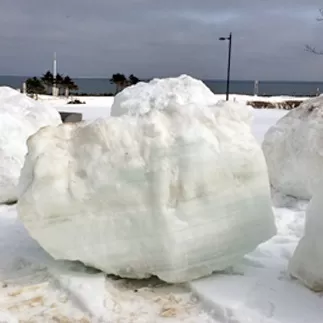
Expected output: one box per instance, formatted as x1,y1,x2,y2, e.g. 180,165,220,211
109,73,140,94
26,71,78,95
26,72,141,96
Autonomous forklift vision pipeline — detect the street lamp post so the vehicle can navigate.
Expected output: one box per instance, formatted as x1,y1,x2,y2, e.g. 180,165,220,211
219,32,232,101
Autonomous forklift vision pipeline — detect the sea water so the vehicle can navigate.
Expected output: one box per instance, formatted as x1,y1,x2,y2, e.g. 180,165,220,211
0,75,322,96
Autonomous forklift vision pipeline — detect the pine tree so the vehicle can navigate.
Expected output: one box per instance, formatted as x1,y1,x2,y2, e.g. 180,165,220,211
26,77,46,94
129,74,140,85
110,73,128,94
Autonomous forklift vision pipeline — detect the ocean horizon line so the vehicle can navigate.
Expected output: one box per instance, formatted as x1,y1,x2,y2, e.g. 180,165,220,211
0,74,323,83
1,75,322,96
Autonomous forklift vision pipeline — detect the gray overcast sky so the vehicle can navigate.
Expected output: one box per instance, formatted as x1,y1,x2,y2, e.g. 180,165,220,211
1,0,323,80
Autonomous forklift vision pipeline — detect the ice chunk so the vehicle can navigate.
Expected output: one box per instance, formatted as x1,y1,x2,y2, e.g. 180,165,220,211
0,310,18,323
0,87,61,204
289,190,323,291
18,75,275,283
262,96,323,199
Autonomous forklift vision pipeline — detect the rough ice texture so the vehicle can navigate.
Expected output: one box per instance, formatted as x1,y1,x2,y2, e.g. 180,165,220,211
289,191,323,291
18,75,276,283
0,87,61,204
262,96,323,199
111,74,218,117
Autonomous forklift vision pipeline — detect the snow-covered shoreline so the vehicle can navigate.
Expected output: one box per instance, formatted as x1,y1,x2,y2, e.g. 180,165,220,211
36,93,308,107
35,93,308,124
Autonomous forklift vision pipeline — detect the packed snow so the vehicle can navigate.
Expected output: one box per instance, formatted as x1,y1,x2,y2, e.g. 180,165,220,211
0,87,61,204
17,75,275,284
1,84,322,322
110,75,219,116
263,96,323,199
288,190,323,292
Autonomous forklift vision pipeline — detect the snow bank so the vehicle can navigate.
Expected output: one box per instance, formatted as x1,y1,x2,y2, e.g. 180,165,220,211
262,96,323,199
17,75,275,283
289,191,323,291
0,87,61,204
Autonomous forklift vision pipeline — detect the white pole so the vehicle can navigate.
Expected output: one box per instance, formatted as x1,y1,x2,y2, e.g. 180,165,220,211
52,52,57,96
254,80,259,96
53,52,57,79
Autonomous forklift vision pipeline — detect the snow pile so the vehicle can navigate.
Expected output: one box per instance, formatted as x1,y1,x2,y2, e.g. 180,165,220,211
289,191,323,291
262,96,323,199
111,74,218,117
0,87,61,204
17,75,275,283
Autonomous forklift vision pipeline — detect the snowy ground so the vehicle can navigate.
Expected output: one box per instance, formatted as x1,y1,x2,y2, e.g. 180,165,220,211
37,93,302,127
0,204,211,323
1,95,322,323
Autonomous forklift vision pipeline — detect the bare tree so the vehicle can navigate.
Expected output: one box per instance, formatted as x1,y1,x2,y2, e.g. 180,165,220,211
305,9,323,54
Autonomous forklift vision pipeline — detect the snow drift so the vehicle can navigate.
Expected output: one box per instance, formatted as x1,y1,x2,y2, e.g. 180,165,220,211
0,87,61,204
262,96,323,199
289,190,323,291
18,75,276,283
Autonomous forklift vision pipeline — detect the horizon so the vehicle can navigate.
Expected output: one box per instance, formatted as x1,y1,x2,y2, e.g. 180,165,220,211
1,74,323,83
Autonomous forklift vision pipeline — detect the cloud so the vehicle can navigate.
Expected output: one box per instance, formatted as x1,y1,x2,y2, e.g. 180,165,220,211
0,0,322,80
